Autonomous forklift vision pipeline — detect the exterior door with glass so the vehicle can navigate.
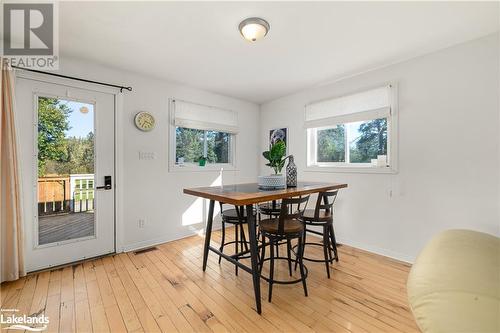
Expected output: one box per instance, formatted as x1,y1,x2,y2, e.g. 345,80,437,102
16,76,115,272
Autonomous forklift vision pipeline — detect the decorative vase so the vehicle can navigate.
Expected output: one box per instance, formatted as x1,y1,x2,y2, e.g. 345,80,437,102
286,155,297,187
258,174,286,190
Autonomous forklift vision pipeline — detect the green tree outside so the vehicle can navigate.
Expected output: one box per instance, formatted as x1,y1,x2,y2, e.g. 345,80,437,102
317,118,387,163
317,125,346,162
37,98,72,176
350,118,387,163
175,127,230,164
38,98,95,176
175,127,204,163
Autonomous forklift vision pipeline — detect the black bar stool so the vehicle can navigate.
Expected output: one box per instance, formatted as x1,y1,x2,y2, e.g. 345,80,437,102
218,203,257,275
258,200,282,220
294,190,339,278
259,195,310,302
258,200,282,256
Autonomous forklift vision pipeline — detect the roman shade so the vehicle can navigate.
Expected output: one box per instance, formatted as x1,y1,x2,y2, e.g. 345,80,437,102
173,99,239,133
304,85,391,128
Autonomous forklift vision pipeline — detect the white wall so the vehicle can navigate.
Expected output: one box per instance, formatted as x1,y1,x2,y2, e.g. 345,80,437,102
15,34,499,265
18,56,260,253
260,34,500,262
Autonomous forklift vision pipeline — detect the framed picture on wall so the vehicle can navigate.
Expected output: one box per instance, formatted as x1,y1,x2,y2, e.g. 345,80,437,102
269,128,288,152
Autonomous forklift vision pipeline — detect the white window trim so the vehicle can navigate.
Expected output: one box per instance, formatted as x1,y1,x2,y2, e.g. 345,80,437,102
168,99,237,172
305,83,399,174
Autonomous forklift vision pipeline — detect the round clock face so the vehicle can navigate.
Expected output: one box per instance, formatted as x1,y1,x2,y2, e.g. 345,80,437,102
134,112,155,132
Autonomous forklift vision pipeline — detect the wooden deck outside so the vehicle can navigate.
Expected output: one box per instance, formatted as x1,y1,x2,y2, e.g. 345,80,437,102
38,212,94,245
0,227,419,332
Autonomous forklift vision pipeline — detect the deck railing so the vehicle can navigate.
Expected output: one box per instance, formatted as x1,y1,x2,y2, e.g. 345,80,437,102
72,190,95,213
38,197,95,215
38,175,95,216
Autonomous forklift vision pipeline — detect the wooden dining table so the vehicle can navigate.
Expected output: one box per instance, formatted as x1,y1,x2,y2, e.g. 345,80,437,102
183,181,348,314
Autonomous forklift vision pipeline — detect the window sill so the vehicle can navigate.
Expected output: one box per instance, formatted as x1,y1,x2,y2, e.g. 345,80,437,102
305,164,397,174
169,163,238,173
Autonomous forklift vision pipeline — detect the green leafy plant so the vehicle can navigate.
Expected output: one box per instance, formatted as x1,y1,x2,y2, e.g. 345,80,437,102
262,140,289,174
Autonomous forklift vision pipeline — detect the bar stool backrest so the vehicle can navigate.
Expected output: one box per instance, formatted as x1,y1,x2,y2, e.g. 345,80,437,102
277,195,310,234
313,191,339,220
219,203,245,221
269,200,280,210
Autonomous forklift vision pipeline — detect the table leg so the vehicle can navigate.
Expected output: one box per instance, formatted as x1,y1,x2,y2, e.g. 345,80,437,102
246,204,262,314
202,199,215,271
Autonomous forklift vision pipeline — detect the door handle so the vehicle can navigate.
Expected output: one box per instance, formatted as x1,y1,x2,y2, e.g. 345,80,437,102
96,176,112,190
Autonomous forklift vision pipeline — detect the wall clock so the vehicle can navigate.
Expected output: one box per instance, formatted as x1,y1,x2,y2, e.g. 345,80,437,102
134,111,155,132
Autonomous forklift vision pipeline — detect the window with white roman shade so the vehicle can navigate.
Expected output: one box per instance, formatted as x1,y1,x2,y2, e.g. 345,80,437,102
305,86,391,129
173,99,239,133
305,84,398,173
169,99,237,171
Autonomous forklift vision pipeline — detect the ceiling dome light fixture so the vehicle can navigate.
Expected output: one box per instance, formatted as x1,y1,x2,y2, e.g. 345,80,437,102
239,17,270,42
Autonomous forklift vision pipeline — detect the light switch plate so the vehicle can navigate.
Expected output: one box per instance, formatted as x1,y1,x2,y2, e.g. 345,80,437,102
139,151,156,160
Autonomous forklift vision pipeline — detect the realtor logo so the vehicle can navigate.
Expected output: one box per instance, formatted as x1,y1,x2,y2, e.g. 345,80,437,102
1,309,49,331
2,2,59,69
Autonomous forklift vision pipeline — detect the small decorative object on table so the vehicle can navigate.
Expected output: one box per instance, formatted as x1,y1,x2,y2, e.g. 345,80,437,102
286,155,297,187
377,155,387,167
198,156,207,166
259,140,289,190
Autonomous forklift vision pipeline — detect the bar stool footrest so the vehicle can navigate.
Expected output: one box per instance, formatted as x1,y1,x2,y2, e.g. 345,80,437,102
291,242,337,263
219,240,252,259
259,256,308,284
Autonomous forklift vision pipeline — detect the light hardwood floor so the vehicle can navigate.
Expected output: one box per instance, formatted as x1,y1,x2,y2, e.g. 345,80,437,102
1,228,419,333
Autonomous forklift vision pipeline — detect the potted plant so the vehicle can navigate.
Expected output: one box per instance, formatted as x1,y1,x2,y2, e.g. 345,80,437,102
258,140,289,189
198,156,207,167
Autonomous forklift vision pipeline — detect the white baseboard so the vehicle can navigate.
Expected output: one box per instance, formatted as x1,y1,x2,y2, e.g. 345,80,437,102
118,224,414,264
336,236,415,263
304,227,415,264
119,223,222,253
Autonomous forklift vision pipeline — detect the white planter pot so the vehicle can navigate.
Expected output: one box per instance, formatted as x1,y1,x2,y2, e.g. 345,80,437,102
258,174,286,190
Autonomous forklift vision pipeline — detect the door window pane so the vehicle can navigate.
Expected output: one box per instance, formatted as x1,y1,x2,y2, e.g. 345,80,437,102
37,97,95,245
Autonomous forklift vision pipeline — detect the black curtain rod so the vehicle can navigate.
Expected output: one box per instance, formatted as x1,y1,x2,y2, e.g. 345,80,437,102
13,66,133,92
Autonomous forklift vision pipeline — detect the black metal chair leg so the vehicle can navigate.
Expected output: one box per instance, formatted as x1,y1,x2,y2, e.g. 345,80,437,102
322,225,331,279
268,238,275,302
329,224,339,262
235,224,239,275
295,230,306,271
326,224,333,262
298,234,308,297
218,221,225,264
240,223,249,252
286,238,292,276
259,233,266,274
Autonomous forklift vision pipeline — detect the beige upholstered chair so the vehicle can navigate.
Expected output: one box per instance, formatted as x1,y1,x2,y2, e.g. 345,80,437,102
407,229,500,333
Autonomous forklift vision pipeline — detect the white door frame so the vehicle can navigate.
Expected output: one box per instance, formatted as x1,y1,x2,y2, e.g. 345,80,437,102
15,70,125,271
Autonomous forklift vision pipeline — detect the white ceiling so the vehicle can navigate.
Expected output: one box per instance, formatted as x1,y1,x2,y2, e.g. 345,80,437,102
59,1,499,104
